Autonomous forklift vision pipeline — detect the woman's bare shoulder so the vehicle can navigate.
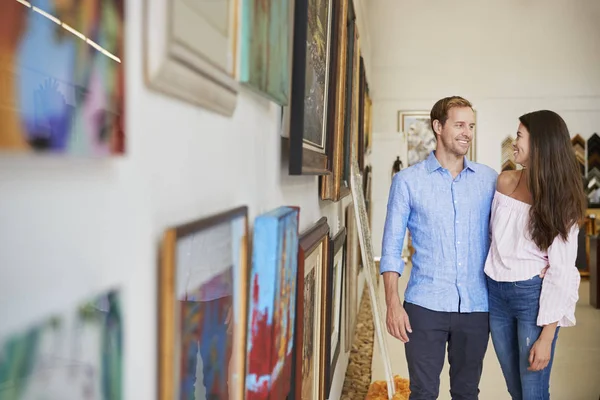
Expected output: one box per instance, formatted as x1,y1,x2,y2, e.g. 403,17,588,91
496,170,521,195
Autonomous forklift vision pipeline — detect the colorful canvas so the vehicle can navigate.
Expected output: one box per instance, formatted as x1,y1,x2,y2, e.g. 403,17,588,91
0,0,125,155
245,206,300,400
240,0,290,105
0,289,123,400
174,214,247,400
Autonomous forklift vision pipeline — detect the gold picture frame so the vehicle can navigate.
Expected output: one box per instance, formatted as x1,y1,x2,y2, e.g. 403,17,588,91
295,217,330,400
320,0,350,201
159,207,249,400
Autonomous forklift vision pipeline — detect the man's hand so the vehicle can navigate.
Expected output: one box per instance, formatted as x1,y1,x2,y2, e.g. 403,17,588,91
386,299,412,343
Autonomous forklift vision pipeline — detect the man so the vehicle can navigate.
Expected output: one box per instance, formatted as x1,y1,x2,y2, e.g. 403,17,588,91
381,96,498,399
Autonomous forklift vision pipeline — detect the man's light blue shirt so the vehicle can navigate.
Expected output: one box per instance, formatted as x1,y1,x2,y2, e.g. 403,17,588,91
380,151,498,313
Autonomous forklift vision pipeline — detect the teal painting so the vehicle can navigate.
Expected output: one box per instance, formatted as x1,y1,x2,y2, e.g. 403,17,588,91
240,0,290,105
0,289,123,400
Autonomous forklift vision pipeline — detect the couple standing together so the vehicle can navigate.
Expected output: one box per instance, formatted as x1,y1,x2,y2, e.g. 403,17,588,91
381,96,585,399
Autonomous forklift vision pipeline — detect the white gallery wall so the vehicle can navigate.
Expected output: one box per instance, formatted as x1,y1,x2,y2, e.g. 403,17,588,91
368,0,600,257
0,1,372,400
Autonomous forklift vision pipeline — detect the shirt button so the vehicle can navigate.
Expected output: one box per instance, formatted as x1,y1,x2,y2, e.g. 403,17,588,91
456,220,459,224
457,241,460,245
457,283,461,287
459,263,462,266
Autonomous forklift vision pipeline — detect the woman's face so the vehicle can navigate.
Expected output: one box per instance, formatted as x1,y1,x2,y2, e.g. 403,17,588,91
514,122,530,166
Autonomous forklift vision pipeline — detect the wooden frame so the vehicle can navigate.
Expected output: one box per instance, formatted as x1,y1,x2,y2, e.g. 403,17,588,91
293,217,330,400
288,0,334,175
364,86,373,154
325,227,346,397
159,207,249,400
144,0,239,116
341,2,358,188
397,109,477,165
320,0,350,200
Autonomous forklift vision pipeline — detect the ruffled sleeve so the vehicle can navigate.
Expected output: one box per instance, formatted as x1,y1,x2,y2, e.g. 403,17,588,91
537,224,581,327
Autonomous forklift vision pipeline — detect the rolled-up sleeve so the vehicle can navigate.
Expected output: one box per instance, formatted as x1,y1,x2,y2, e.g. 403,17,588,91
538,224,581,327
380,173,411,276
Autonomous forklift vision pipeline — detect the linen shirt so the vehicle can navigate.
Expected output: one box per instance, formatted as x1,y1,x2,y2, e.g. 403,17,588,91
380,151,498,313
484,191,581,327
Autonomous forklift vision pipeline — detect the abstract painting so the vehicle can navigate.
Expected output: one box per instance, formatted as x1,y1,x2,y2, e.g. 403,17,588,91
398,110,476,165
0,0,125,155
0,288,123,400
240,0,290,105
159,207,249,400
294,217,329,400
288,0,333,175
245,206,300,400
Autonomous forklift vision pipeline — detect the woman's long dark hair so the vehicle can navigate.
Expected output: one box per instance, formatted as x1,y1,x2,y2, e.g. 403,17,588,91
520,110,586,251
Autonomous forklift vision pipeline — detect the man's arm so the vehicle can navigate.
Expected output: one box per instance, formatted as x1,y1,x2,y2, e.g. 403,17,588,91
381,174,412,342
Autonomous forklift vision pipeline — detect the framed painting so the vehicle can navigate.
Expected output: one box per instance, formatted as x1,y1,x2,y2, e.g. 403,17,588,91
325,227,346,397
0,288,123,399
357,56,366,172
364,87,372,154
293,217,330,400
288,0,334,175
344,202,359,353
145,0,238,116
245,206,300,400
0,0,125,155
397,110,476,166
239,0,290,105
320,0,350,201
349,150,396,396
341,2,357,191
159,207,249,400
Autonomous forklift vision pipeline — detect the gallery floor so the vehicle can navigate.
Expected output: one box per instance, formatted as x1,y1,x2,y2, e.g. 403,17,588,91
371,264,600,400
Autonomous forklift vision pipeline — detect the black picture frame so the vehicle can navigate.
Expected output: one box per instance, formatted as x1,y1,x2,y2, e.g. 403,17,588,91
325,227,346,397
288,0,334,175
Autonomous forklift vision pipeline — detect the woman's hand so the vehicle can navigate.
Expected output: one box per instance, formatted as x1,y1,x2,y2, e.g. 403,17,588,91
528,336,552,371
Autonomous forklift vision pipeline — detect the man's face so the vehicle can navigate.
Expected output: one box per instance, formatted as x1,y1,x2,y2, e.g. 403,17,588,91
435,107,475,157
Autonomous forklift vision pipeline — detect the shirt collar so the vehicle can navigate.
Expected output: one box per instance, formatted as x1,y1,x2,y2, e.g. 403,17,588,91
426,151,477,173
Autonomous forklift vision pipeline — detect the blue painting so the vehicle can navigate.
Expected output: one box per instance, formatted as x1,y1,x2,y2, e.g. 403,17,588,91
240,0,290,105
245,206,299,400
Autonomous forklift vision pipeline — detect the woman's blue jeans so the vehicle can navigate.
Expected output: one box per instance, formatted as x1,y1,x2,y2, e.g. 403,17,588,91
487,275,559,400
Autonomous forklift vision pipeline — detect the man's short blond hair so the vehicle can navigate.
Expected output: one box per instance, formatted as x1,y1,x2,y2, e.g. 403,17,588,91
430,96,473,134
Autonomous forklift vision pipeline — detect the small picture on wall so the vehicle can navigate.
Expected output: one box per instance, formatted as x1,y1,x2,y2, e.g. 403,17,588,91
0,0,125,155
398,110,476,165
0,288,123,399
159,207,249,400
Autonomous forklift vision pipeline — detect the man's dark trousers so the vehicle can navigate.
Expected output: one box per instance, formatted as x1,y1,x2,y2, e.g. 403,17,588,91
404,302,490,400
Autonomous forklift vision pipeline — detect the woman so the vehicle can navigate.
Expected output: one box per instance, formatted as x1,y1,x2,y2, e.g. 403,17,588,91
484,110,586,399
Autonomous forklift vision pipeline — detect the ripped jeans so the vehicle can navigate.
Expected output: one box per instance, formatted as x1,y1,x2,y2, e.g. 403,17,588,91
487,275,559,400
